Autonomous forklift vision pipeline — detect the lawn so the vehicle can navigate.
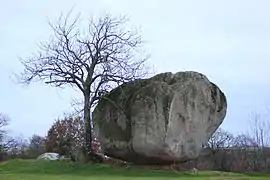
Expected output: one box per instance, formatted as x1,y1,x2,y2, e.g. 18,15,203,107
0,159,269,180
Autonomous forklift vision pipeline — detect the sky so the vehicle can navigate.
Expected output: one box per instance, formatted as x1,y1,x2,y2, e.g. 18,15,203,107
1,0,270,138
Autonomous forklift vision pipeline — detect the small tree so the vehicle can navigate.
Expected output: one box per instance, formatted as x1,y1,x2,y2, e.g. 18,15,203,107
0,113,10,152
6,135,29,159
231,133,260,172
232,134,257,148
248,112,270,147
245,112,270,171
44,115,98,158
28,135,45,158
206,128,235,171
0,113,10,161
207,128,234,153
17,12,149,162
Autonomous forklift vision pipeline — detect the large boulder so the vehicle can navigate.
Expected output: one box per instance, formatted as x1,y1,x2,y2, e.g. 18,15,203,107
93,71,227,165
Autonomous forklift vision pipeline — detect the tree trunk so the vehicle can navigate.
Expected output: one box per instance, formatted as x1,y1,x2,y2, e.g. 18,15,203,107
83,93,92,162
83,93,104,163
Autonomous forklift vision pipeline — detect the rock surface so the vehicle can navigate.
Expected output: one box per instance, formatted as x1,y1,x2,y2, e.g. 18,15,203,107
93,71,227,165
37,152,62,161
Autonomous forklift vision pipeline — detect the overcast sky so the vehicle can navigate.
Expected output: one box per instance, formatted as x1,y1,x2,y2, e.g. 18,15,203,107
1,0,270,138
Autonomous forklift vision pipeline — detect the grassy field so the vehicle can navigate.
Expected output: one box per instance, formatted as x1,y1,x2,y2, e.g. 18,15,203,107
0,159,269,180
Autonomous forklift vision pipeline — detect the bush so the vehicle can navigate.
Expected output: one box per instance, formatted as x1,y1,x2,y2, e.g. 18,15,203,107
0,152,8,162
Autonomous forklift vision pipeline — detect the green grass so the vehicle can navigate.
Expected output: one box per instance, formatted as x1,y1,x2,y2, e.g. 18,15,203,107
0,159,269,180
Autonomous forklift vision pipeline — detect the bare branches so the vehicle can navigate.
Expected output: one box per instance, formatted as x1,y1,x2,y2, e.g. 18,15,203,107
0,113,9,138
0,113,10,152
18,13,85,92
18,13,149,96
17,12,150,161
207,128,234,153
0,113,9,128
233,134,258,148
247,112,270,147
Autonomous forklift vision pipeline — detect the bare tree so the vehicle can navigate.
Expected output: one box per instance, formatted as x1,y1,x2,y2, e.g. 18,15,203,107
0,113,10,152
207,128,234,153
17,12,149,162
233,134,258,148
0,113,9,135
206,128,235,171
248,112,270,147
28,134,46,158
7,135,29,159
245,112,270,171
